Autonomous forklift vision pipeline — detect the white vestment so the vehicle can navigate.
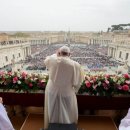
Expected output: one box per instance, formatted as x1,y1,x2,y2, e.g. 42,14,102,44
0,104,14,130
119,108,130,130
44,55,84,129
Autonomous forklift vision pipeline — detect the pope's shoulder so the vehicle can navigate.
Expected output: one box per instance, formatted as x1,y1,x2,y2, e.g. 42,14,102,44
45,55,81,66
69,59,81,66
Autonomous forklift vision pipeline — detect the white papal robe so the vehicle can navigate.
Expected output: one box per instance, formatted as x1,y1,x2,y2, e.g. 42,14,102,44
0,104,14,130
44,55,84,129
119,108,130,130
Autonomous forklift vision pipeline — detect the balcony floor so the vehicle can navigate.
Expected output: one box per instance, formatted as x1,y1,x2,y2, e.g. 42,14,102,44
8,107,122,130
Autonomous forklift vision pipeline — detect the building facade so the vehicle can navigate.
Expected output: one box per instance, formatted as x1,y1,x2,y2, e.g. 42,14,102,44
108,31,130,64
0,37,31,68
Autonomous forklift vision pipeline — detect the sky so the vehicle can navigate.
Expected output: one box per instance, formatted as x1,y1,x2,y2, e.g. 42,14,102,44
0,0,130,32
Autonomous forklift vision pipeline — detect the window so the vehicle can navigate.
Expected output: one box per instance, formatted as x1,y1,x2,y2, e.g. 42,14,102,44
19,53,21,57
13,54,15,59
125,53,129,60
119,51,122,58
5,56,8,62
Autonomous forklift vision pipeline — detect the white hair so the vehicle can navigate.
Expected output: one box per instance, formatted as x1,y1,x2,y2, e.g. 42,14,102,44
59,46,70,53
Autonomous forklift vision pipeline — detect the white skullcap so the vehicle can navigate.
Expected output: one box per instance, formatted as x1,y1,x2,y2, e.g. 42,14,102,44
59,46,70,53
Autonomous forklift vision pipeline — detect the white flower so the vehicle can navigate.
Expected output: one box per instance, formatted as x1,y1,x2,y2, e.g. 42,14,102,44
17,80,21,84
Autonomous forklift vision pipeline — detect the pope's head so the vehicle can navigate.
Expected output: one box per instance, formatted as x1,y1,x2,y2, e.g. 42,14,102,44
58,46,70,57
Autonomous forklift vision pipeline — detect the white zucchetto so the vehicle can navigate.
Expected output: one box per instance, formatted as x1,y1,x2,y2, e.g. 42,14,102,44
59,46,70,53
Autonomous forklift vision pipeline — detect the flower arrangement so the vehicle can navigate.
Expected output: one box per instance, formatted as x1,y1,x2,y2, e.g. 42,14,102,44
78,73,130,96
0,71,130,96
0,71,48,92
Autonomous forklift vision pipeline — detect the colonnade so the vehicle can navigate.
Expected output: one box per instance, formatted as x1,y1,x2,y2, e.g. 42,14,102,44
108,44,130,63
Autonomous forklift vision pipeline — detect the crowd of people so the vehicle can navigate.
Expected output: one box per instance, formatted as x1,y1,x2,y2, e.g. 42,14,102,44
25,43,121,71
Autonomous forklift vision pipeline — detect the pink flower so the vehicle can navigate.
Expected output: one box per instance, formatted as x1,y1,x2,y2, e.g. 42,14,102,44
40,80,46,83
117,84,122,90
103,83,108,90
0,71,4,76
29,83,33,88
122,85,129,91
105,80,109,84
13,77,18,83
8,72,12,76
124,74,130,79
105,74,110,79
92,78,96,83
22,72,27,78
85,81,91,88
125,80,130,84
90,80,94,83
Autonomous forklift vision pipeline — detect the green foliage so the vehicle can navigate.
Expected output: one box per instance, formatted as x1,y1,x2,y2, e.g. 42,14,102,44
108,23,130,32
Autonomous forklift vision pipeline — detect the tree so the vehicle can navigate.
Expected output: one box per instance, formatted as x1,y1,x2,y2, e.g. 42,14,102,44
111,25,123,32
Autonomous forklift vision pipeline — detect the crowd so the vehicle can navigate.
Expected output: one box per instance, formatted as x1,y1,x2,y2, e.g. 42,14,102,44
25,43,121,71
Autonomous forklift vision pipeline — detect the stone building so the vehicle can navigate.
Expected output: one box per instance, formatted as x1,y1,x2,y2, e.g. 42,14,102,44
0,33,31,68
108,31,130,65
